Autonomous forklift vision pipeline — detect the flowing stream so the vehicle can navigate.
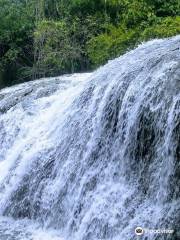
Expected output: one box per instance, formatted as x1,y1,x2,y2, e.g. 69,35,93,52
0,36,179,240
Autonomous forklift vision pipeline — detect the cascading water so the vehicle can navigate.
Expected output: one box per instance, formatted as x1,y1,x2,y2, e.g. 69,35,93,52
0,36,179,240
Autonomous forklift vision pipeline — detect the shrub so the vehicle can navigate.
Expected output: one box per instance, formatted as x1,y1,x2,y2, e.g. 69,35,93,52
141,16,180,40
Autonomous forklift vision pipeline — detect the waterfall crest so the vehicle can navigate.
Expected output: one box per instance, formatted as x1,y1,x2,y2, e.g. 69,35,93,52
0,36,179,240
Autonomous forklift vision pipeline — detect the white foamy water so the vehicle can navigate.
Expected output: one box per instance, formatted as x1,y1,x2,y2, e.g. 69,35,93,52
0,36,179,240
0,217,64,240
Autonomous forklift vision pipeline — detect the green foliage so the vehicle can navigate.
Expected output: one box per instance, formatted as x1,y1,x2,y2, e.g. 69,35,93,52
141,16,180,40
122,0,154,27
145,0,180,17
0,0,34,85
87,25,140,66
33,20,82,77
87,33,112,66
86,0,180,67
0,0,179,87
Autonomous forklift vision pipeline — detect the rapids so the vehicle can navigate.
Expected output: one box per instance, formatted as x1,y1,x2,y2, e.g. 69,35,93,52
0,36,179,240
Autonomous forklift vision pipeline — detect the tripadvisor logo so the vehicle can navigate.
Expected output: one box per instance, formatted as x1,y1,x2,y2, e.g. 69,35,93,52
135,227,144,236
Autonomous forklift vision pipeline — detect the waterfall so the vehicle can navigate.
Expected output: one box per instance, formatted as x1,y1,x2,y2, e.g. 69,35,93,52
0,36,179,240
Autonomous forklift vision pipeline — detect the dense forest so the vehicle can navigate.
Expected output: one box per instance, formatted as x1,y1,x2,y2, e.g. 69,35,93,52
0,0,179,88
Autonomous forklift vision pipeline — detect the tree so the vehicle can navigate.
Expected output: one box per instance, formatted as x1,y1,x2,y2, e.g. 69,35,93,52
0,0,179,87
33,20,82,77
0,0,34,86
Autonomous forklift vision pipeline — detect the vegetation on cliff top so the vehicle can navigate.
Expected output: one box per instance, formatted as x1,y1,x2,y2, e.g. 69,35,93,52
0,0,179,87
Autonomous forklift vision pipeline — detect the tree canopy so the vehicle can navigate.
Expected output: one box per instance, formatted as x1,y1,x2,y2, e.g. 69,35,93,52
0,0,179,87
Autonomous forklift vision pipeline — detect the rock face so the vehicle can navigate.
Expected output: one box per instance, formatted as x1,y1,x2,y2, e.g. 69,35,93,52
0,36,179,240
